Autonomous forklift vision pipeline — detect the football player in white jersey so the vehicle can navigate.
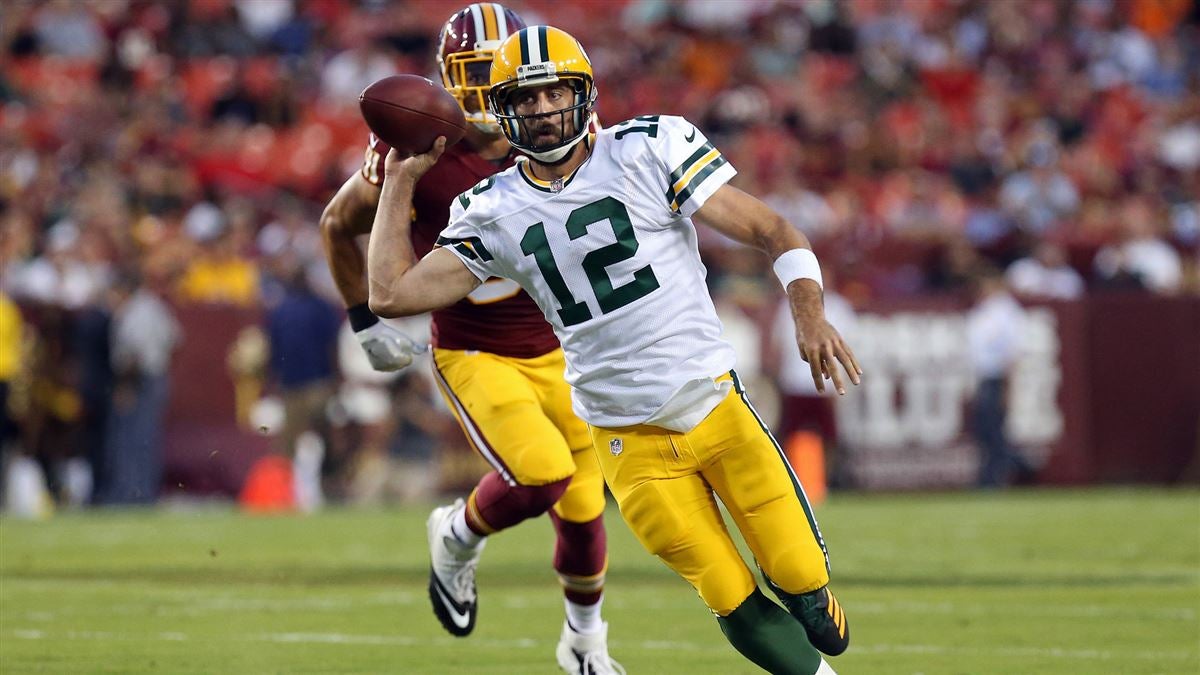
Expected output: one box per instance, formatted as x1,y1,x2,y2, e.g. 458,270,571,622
367,25,861,675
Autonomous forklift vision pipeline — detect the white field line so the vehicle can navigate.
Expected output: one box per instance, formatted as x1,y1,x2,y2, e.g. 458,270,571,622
847,600,1198,622
6,575,1197,622
5,629,1197,662
8,594,416,621
6,589,1196,623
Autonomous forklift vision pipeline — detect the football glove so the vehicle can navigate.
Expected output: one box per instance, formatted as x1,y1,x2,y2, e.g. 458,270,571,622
355,320,425,372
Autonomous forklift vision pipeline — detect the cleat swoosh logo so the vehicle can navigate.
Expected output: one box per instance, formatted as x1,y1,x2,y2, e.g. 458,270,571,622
684,127,696,143
431,573,472,629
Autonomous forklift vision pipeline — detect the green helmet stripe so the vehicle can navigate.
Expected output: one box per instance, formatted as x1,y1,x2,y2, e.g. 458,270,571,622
538,25,550,63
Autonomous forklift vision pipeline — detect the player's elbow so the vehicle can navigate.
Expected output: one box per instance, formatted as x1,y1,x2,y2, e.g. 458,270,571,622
320,188,374,240
368,287,424,319
367,293,404,319
319,203,347,240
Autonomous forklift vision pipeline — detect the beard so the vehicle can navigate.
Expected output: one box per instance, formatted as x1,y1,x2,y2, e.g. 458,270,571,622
522,111,576,149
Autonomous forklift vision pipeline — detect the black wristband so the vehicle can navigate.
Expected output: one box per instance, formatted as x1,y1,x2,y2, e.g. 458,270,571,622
347,303,380,332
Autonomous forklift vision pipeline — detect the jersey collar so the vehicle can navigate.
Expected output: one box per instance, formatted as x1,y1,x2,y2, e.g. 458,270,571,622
517,160,586,194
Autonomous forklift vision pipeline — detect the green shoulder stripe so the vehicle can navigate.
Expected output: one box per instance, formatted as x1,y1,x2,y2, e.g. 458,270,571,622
667,142,716,188
670,155,728,212
436,235,494,262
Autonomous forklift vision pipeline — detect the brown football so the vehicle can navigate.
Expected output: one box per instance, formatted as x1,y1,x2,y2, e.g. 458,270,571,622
358,75,467,155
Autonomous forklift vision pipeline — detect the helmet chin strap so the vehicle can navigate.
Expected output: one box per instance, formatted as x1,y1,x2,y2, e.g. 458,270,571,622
525,129,588,164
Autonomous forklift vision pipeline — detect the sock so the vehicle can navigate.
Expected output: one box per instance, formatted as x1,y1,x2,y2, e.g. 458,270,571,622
565,597,604,635
450,505,484,548
815,658,838,674
550,511,607,606
717,588,822,675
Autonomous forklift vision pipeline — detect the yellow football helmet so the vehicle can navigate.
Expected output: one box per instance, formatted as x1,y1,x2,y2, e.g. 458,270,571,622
437,3,526,132
488,26,597,162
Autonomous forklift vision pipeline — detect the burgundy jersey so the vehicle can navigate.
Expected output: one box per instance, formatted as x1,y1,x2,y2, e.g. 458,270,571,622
362,134,559,357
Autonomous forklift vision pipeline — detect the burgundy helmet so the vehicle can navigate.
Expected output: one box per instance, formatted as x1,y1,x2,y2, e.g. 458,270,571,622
437,3,526,131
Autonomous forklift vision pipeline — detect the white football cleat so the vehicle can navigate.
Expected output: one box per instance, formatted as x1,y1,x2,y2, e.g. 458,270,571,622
556,621,626,675
426,499,485,636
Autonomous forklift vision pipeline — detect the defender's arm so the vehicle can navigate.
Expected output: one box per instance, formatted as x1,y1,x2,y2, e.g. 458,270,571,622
319,172,381,307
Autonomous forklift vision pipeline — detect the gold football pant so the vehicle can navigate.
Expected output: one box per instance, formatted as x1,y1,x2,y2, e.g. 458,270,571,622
591,372,829,615
431,347,606,525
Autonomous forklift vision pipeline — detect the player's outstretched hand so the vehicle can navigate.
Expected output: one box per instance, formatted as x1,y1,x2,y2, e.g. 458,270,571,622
794,317,862,395
385,137,447,184
355,320,427,372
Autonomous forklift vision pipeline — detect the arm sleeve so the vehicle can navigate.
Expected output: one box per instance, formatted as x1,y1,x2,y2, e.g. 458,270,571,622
360,134,389,187
649,116,737,218
436,200,500,283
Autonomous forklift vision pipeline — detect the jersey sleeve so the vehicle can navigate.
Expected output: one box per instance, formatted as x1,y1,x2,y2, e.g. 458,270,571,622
360,134,388,186
649,116,737,218
437,198,500,283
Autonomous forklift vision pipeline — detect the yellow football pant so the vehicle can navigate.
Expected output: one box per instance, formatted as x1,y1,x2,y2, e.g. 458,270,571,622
432,347,606,524
591,373,829,615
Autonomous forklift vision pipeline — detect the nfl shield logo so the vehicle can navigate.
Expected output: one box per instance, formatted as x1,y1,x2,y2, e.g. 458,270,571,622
551,177,565,193
609,438,623,456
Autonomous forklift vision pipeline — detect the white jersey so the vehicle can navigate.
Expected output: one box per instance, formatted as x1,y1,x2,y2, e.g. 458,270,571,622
440,115,738,428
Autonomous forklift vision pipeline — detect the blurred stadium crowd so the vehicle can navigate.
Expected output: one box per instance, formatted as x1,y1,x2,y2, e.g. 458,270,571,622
0,0,1197,510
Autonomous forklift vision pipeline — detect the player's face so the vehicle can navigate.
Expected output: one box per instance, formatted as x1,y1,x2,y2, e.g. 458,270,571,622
510,82,577,147
461,61,491,113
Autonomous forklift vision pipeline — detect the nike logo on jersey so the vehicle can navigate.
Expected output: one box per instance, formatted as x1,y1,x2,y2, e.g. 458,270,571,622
430,570,472,629
684,127,696,143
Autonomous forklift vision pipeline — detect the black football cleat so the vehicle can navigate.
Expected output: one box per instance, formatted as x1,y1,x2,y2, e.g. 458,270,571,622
764,575,850,657
792,585,850,656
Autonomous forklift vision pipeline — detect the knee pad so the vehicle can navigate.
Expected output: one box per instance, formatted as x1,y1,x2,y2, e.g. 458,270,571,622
695,558,758,616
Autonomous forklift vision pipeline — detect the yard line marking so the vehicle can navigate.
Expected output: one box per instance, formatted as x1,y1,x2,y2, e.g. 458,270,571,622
7,583,1195,622
853,600,1197,622
857,643,1196,662
264,632,422,646
8,629,1196,662
258,633,546,650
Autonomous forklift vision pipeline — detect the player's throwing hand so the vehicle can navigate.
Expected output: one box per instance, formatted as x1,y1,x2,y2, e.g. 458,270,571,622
385,137,448,184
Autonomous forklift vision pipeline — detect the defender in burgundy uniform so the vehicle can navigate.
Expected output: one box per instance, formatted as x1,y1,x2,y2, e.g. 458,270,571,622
360,132,556,356
318,5,621,673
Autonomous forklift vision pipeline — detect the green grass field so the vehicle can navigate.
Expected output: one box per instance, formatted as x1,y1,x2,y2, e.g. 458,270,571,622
2,488,1198,674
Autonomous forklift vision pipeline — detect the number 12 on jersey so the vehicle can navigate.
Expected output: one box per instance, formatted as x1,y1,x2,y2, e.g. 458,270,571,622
520,196,660,327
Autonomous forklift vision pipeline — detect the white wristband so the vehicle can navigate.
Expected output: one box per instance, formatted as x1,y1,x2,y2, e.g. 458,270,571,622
773,249,823,291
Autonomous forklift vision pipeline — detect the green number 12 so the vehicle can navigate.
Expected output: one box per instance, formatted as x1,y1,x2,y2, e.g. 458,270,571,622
520,196,661,327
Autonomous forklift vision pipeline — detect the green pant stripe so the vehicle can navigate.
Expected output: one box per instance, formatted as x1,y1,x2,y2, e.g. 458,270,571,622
729,370,830,573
